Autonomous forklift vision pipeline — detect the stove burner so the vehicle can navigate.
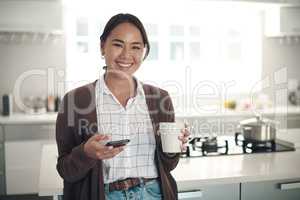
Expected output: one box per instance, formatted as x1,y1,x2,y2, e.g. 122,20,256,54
235,132,276,153
187,136,229,156
202,136,218,147
181,134,295,158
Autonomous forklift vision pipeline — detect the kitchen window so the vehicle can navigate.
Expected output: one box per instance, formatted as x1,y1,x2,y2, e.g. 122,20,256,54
64,0,264,112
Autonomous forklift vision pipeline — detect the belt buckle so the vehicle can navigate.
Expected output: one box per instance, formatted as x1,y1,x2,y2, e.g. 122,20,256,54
123,180,131,190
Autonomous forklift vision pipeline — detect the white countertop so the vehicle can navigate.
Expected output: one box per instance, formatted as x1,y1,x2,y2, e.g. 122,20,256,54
173,151,300,191
0,112,57,125
176,106,300,119
1,106,300,125
39,142,300,196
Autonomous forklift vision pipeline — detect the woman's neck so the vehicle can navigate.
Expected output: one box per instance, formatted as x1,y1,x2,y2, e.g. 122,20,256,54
104,73,136,98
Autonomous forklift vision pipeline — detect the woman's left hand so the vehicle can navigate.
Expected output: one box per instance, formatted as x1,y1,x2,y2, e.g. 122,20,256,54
178,124,190,152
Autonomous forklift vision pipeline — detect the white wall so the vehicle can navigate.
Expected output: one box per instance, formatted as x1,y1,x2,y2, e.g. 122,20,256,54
262,37,300,100
1,0,300,114
0,0,65,113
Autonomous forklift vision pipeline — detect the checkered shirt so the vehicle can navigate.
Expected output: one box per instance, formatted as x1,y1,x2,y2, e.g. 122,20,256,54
95,75,158,184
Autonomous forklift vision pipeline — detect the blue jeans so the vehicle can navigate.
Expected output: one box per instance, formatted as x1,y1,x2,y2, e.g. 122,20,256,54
104,179,162,200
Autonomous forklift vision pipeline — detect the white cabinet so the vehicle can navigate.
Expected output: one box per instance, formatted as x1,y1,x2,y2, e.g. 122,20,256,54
285,0,300,5
5,140,44,195
241,178,300,200
179,179,300,200
0,0,63,33
4,124,55,195
265,6,300,37
280,6,300,33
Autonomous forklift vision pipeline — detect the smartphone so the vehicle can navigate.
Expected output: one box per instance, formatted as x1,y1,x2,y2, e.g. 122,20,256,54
105,139,130,148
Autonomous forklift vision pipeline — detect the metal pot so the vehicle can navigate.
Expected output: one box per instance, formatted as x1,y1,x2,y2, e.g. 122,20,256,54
238,115,277,142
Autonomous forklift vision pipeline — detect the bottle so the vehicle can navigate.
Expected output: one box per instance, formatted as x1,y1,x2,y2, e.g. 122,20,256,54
47,95,55,112
55,96,61,112
2,94,13,116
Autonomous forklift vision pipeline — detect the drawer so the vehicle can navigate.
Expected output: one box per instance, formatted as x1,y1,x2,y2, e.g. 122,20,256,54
199,183,239,200
242,178,300,200
4,124,55,141
6,168,39,195
5,141,43,168
5,140,54,195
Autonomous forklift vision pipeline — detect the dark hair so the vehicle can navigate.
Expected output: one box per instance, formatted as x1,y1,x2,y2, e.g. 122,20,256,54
100,13,150,60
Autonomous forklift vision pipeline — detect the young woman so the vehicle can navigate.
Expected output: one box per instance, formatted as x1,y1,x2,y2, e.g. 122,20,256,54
56,13,189,200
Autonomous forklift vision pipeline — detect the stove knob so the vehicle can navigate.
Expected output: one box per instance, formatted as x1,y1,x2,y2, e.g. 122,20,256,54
186,146,190,157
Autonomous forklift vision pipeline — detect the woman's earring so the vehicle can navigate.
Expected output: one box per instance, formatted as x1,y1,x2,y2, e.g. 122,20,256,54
101,55,105,59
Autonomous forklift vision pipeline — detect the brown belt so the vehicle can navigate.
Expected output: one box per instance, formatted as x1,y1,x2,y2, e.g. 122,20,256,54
108,177,157,192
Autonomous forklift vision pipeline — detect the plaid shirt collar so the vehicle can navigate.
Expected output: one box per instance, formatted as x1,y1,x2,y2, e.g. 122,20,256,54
99,74,144,97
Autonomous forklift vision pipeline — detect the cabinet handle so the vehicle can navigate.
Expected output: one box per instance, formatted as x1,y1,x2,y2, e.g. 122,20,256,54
178,190,203,199
280,182,300,190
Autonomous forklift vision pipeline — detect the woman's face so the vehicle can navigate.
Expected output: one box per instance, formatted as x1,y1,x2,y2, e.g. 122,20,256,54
101,22,145,77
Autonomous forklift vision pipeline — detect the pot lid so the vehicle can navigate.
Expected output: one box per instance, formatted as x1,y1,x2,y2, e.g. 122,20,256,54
239,115,278,126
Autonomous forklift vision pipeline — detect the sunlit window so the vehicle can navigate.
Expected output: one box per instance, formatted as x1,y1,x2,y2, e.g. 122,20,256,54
64,0,266,113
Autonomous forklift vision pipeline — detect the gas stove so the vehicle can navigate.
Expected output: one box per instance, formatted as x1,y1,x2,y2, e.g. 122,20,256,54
181,133,295,158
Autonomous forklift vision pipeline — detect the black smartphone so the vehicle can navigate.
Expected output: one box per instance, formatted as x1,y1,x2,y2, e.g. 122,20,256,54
105,139,130,148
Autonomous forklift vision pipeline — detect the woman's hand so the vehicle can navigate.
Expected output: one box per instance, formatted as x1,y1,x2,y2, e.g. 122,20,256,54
84,134,124,160
178,124,191,152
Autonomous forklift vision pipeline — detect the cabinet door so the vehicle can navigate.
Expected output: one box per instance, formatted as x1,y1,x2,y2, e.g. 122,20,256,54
0,1,62,31
241,179,300,200
281,7,300,33
5,140,43,194
179,184,239,200
200,184,239,200
4,124,55,141
4,124,55,195
286,0,300,5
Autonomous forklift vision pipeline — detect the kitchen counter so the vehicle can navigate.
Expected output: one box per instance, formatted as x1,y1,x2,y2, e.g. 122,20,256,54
176,106,300,119
39,143,300,197
173,151,300,191
0,112,57,125
1,106,300,125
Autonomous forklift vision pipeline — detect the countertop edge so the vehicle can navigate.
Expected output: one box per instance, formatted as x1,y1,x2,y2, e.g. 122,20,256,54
2,106,300,125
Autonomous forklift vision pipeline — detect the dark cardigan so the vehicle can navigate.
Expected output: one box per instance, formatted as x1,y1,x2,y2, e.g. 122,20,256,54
56,81,180,200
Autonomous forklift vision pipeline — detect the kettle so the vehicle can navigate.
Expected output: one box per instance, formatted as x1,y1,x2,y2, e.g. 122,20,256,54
238,115,278,142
